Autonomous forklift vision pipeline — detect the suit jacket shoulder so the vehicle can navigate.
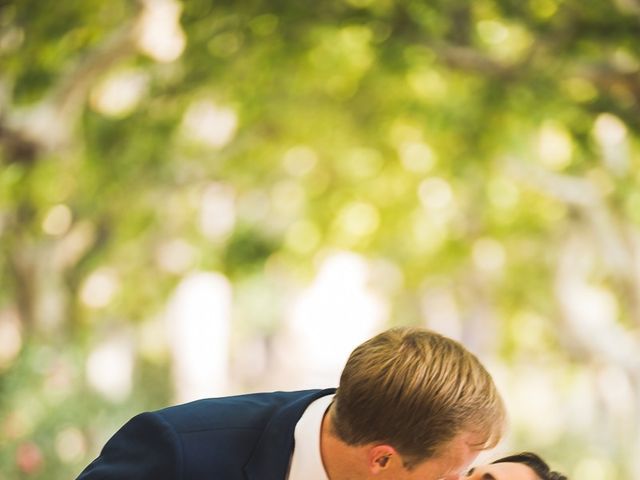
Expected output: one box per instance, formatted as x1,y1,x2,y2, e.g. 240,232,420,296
76,388,336,480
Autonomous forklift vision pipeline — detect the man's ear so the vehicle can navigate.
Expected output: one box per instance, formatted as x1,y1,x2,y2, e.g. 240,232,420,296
368,445,397,473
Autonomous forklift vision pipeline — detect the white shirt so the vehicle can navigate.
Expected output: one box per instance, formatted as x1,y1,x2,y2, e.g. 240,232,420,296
287,394,334,480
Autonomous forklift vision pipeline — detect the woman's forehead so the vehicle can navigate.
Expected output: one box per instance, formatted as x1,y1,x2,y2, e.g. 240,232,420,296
485,462,540,480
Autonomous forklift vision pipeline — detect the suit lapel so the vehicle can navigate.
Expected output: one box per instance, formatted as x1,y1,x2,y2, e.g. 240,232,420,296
243,388,336,480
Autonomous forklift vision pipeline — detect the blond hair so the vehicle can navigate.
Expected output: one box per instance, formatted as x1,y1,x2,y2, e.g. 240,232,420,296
331,327,505,467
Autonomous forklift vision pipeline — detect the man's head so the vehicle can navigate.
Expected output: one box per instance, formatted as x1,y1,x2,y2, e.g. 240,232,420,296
330,327,505,473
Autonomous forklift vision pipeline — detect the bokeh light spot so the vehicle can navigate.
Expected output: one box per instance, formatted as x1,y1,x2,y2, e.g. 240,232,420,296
42,204,73,236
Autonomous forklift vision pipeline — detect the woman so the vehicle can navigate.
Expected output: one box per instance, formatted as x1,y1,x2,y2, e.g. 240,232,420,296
465,452,568,480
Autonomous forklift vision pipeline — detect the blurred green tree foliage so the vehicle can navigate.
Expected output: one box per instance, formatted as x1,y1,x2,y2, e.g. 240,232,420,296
2,0,640,478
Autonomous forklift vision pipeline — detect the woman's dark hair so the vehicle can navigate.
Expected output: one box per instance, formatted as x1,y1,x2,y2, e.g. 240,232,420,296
492,452,567,480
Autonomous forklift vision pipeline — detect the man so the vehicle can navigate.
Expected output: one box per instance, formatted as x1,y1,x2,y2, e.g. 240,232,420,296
76,327,505,480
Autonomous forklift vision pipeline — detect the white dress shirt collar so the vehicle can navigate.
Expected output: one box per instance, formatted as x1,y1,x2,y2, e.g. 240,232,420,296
287,393,334,480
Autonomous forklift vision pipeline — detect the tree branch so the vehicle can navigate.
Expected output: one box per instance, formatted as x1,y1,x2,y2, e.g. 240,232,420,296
505,159,640,327
2,3,144,157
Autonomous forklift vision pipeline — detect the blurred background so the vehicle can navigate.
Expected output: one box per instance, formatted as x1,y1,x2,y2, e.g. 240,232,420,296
1,0,640,478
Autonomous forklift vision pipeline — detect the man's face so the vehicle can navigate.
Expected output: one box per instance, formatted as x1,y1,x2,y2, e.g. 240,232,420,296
463,462,539,480
380,431,482,480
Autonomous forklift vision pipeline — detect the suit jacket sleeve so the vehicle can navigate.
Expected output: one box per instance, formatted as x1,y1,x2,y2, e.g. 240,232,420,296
76,412,182,480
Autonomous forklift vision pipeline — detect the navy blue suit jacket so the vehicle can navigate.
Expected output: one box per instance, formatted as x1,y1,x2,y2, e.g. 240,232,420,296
76,388,336,480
